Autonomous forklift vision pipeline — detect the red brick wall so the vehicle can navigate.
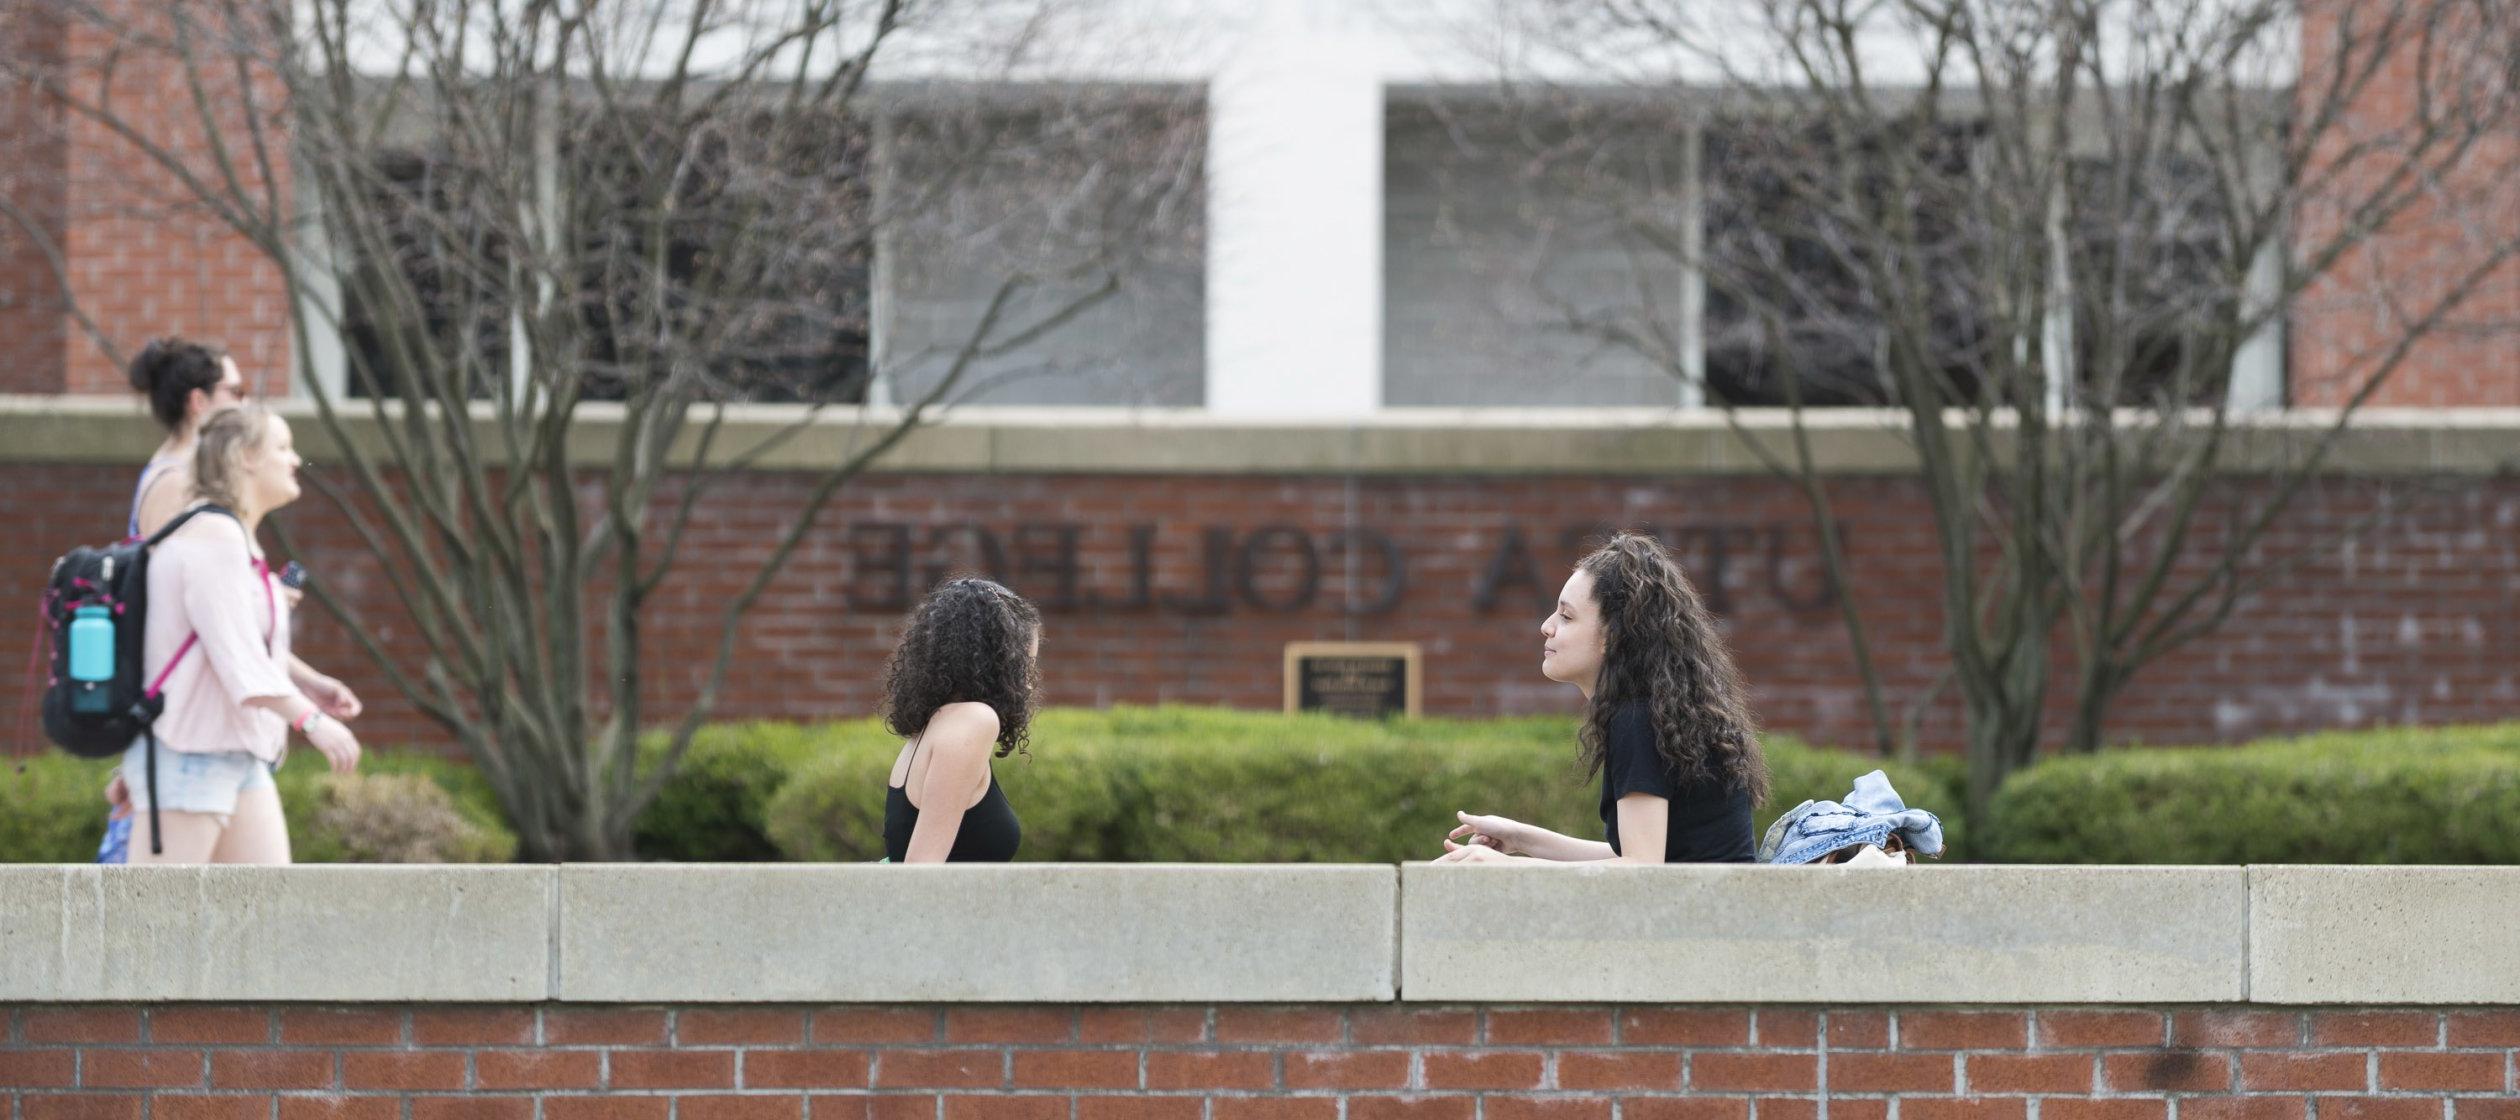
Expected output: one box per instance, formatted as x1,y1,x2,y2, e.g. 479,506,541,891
5,461,2516,756
6,1002,2517,1118
2289,0,2520,409
0,0,296,399
0,0,70,394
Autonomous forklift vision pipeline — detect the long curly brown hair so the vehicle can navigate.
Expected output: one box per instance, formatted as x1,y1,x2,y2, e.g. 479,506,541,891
1575,532,1770,804
880,577,1042,757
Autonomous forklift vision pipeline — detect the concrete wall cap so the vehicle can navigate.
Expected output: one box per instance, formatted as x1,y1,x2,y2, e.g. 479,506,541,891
2,394,2511,475
555,863,1399,1002
0,865,552,1002
1401,863,2248,1003
10,863,2518,1003
2249,865,2520,1004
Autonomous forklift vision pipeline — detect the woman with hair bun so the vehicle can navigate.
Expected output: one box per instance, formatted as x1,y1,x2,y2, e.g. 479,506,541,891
880,577,1041,863
1437,531,1769,865
126,337,245,538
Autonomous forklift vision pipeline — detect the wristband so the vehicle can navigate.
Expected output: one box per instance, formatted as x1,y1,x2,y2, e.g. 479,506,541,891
293,709,323,734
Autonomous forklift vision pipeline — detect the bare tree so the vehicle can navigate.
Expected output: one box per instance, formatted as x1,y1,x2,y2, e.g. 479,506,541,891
1473,0,2520,818
2,0,1200,858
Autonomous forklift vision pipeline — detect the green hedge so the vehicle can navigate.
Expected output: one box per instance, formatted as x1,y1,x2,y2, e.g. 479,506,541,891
0,748,514,863
761,706,1963,863
633,724,834,861
1982,723,2520,864
0,753,122,863
28,714,2520,866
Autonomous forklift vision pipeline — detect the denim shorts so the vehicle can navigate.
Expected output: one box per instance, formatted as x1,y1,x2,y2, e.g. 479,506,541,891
119,739,276,819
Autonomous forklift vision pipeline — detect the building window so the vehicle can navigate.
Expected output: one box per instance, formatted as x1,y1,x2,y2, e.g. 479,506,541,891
333,148,514,402
2065,152,2262,408
873,91,1207,408
556,108,875,405
1382,96,1697,407
1382,94,2283,412
1697,118,1990,408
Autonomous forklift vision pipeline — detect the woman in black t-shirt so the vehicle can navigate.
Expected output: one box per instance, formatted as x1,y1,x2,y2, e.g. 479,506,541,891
1437,532,1768,865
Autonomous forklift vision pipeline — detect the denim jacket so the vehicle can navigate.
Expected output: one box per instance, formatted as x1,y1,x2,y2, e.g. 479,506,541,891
1757,769,1945,865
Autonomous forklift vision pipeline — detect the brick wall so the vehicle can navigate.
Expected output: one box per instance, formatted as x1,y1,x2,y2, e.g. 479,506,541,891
5,461,2516,755
0,0,69,395
54,0,294,397
2287,0,2520,410
0,0,296,399
5,1003,2518,1119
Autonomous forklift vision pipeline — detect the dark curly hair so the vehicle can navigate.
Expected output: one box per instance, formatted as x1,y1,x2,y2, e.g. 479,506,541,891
880,577,1042,757
1575,532,1770,805
127,337,228,431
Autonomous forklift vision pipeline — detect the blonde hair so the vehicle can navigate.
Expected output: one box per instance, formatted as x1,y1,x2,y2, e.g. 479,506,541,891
191,402,278,515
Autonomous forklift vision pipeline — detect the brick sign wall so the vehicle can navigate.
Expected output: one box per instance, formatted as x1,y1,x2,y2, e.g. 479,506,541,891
5,461,2516,754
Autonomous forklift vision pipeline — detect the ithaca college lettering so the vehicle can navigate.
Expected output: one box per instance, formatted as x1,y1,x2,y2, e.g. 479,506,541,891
840,522,1841,617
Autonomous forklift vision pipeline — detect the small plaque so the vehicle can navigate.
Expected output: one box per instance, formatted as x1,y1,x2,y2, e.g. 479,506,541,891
1283,642,1423,719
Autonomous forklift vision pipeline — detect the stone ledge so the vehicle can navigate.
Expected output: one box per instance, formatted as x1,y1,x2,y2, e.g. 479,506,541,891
4,395,2514,476
3,863,2509,1003
1402,864,2249,1003
0,865,551,1002
555,864,1399,1003
2249,866,2520,1004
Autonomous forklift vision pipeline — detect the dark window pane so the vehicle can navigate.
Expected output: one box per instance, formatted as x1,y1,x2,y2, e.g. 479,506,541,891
337,148,512,401
2068,153,2244,407
1700,119,1987,407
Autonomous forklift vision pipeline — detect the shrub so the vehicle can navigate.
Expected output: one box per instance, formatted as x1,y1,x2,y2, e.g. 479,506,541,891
634,724,840,861
275,749,513,863
1982,723,2520,864
0,747,514,863
762,705,1962,863
304,772,517,863
0,753,119,862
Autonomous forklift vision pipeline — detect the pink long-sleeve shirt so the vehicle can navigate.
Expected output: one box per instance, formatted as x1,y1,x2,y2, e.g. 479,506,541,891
142,511,296,762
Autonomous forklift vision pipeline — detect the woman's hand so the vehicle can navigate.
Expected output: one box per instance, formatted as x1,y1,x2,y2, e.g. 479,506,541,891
103,772,132,821
1433,842,1513,864
305,715,363,774
304,675,363,720
1446,811,1528,856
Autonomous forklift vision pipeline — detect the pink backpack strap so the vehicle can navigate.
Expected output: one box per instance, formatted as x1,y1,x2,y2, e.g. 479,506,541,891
145,634,198,699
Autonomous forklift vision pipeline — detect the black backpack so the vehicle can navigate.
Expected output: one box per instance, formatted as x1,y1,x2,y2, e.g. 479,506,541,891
38,504,235,854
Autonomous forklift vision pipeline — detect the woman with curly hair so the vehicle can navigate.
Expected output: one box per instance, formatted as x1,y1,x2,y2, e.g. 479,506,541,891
881,578,1041,863
1437,532,1769,865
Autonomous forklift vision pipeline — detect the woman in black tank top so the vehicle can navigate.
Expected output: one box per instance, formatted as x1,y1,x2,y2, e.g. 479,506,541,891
877,578,1040,863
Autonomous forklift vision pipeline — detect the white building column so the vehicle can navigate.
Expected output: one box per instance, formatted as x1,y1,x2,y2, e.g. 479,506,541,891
2227,236,2286,410
1204,1,1384,417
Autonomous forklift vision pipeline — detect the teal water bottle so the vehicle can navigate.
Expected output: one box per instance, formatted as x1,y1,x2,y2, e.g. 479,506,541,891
68,605,114,713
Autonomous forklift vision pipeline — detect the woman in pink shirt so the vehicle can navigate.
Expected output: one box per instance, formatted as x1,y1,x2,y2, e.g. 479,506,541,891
113,403,365,864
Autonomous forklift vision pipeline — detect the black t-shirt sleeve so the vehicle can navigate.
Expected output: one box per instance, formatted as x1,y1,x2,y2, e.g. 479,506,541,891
1602,702,1677,803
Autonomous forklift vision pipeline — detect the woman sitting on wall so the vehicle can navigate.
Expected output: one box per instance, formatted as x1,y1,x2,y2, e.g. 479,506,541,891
1438,532,1768,865
881,578,1040,863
